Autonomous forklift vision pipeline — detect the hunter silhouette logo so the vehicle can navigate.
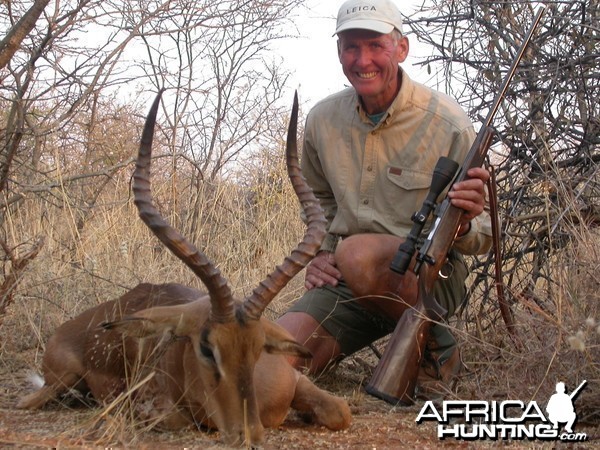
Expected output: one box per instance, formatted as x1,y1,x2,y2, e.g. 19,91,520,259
416,380,588,442
546,380,587,434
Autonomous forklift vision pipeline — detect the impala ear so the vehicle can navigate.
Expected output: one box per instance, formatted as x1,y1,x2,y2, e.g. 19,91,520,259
101,300,210,338
261,319,312,359
101,316,166,337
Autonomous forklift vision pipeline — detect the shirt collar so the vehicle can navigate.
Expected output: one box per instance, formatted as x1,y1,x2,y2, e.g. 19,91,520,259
354,67,413,127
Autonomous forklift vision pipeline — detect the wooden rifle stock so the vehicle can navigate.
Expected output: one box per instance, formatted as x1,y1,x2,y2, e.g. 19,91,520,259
365,265,441,405
365,7,546,405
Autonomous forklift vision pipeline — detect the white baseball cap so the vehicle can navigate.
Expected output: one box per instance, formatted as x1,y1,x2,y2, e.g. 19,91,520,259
335,0,404,35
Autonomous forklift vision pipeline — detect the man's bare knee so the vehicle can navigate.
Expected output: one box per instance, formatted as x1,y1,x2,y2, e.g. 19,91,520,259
276,312,341,373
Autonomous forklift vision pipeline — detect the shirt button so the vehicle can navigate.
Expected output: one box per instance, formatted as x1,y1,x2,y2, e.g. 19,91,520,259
363,199,369,205
367,166,373,171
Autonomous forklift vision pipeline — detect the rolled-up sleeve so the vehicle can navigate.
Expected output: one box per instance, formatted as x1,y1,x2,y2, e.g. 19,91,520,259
452,211,493,255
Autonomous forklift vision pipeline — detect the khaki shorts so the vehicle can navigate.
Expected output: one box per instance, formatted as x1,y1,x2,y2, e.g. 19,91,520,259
287,251,468,358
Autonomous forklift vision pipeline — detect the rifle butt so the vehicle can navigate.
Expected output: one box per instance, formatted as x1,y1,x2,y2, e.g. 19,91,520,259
366,304,431,405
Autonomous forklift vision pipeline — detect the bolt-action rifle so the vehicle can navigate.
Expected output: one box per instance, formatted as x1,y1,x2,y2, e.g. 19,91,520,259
365,7,546,406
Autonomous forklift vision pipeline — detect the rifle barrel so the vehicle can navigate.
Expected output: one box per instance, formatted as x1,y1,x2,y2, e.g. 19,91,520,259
485,7,546,128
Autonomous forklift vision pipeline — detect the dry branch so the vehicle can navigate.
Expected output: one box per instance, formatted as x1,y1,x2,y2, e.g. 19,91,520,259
408,0,599,321
0,0,50,70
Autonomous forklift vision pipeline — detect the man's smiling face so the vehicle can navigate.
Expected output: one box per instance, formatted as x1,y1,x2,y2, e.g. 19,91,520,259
337,28,408,114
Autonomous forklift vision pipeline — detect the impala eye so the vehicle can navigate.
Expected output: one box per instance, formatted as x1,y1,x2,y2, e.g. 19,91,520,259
199,342,215,361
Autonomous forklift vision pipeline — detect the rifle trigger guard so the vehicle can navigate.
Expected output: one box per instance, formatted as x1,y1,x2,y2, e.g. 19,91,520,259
438,261,454,280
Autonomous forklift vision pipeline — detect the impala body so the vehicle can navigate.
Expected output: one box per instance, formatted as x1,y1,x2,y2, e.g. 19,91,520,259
17,92,351,446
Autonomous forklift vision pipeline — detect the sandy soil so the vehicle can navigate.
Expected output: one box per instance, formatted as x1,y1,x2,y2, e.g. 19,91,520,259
0,358,433,449
0,353,596,449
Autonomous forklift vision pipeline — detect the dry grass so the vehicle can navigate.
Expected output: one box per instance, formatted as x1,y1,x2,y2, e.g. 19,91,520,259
0,151,598,447
455,229,600,428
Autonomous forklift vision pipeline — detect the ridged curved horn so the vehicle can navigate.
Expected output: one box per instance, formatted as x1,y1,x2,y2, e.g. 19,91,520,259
133,91,235,323
241,92,327,320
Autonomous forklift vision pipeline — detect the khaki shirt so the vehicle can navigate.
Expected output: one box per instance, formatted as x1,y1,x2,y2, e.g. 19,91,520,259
301,69,493,255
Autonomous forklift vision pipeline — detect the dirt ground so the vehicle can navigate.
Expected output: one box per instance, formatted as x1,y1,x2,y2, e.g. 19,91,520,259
0,352,597,449
0,356,421,449
0,354,419,449
0,395,425,449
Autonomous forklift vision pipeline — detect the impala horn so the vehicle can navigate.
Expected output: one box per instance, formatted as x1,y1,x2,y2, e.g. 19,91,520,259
133,90,235,323
241,92,327,320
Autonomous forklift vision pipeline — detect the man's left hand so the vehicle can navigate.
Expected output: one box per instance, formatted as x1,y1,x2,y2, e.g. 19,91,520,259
447,167,490,228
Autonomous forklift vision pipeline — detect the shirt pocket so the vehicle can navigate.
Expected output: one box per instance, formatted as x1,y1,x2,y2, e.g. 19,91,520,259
386,166,432,191
380,166,434,229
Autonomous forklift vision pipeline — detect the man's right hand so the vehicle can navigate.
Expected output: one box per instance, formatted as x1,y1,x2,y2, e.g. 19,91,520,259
305,251,342,290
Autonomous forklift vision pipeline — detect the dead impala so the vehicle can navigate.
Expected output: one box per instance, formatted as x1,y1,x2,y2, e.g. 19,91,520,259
17,92,352,446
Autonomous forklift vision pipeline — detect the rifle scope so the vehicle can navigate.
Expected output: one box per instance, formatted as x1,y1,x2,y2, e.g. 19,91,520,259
390,156,459,275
